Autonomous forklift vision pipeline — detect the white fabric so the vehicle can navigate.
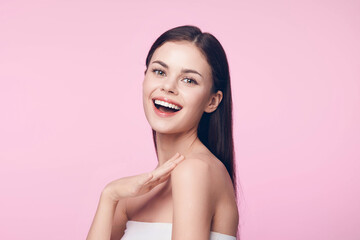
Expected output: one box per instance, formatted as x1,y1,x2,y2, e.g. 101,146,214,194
121,220,236,240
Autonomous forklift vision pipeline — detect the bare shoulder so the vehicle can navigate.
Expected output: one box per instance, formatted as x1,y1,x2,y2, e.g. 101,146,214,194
171,157,213,198
170,156,221,195
172,154,231,183
172,154,239,236
171,154,235,204
171,157,211,180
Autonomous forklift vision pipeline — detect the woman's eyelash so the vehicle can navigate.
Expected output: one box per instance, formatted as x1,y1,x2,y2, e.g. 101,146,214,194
152,69,166,76
182,77,198,85
152,69,197,85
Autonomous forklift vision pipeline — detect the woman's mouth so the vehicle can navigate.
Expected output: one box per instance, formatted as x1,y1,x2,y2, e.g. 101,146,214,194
152,98,182,117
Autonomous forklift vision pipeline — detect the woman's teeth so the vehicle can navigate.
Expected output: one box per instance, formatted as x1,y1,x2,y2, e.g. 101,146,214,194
154,99,181,110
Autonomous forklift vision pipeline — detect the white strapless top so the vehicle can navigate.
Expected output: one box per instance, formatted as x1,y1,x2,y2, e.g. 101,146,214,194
120,220,236,240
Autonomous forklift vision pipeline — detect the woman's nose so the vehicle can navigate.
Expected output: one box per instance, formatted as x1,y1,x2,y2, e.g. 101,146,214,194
161,78,178,95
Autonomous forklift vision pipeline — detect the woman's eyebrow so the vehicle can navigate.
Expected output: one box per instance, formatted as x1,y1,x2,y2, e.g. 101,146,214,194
152,60,169,69
151,60,203,78
181,69,203,78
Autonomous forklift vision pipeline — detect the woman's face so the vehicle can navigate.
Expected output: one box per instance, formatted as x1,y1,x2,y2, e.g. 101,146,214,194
143,41,219,135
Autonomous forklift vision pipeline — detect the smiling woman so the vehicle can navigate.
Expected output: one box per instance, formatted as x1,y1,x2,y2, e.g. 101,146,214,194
143,41,222,134
86,25,239,240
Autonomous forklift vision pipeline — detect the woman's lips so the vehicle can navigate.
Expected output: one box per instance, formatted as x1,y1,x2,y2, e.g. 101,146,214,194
152,97,182,117
152,97,183,109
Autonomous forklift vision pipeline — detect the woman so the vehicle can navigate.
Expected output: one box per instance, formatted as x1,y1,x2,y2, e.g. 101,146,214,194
87,25,239,240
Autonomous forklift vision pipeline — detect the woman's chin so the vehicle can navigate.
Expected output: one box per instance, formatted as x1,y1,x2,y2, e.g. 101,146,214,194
151,126,181,135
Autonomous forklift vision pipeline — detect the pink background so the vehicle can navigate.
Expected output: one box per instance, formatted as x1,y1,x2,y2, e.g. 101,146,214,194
1,0,359,239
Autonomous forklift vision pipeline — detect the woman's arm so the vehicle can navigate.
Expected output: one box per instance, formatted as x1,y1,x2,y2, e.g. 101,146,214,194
110,198,128,240
87,190,121,240
171,158,214,240
86,153,185,240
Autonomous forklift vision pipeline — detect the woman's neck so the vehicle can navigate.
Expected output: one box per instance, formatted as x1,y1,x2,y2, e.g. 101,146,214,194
155,129,200,166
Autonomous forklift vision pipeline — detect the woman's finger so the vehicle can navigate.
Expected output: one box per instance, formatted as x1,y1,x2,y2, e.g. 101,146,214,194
158,171,172,182
164,154,184,168
137,155,184,194
171,155,185,165
138,172,153,185
156,155,184,175
168,152,180,161
155,174,171,185
144,173,171,190
151,155,185,180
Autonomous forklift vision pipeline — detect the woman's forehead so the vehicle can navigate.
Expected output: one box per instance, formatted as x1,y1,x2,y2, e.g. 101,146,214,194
150,41,211,76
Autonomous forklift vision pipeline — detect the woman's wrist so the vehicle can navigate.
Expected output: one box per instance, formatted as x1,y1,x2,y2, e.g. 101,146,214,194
101,186,122,204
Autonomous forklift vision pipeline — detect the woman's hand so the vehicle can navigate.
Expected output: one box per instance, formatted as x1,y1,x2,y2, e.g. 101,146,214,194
102,153,185,203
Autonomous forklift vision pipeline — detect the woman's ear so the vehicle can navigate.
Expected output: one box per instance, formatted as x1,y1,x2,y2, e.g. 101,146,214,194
205,90,223,113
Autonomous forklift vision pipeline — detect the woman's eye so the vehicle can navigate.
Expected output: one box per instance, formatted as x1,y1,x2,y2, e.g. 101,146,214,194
182,78,197,85
153,69,165,76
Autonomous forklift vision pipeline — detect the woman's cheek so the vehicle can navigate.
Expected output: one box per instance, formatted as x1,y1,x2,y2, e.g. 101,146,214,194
184,89,209,109
142,79,153,98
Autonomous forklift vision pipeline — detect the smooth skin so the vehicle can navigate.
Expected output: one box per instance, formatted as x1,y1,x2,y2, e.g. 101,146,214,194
87,41,238,240
87,153,185,240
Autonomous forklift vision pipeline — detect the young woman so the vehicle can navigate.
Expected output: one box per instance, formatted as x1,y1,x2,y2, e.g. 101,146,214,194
87,25,239,240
